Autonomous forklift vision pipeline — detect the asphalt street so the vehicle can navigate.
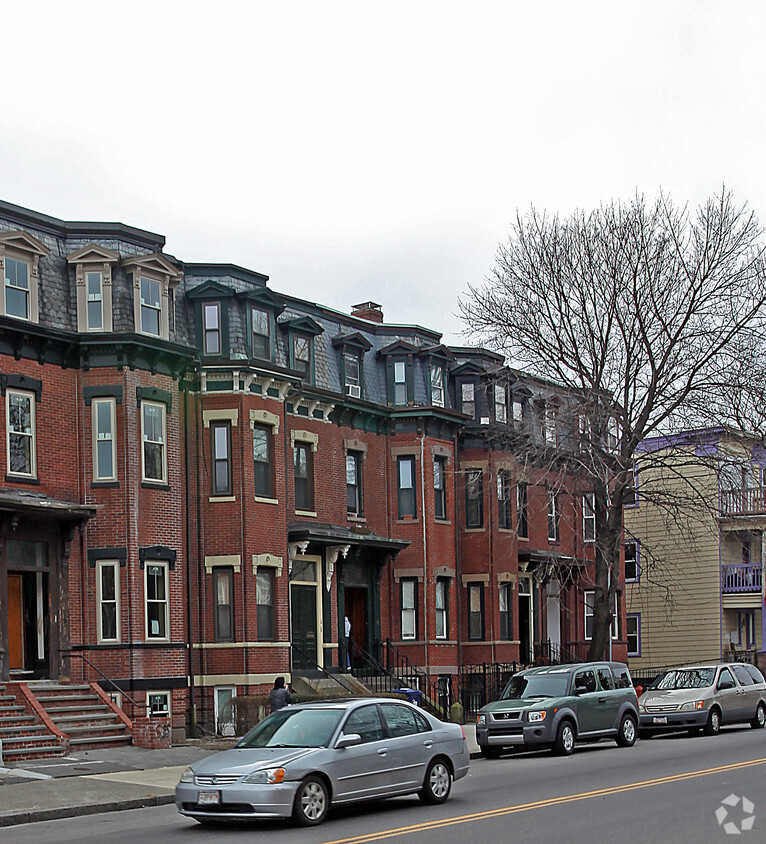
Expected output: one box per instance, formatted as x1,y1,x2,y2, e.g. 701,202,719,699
8,726,766,844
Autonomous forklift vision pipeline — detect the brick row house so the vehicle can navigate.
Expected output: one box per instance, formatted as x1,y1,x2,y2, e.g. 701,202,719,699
0,199,627,739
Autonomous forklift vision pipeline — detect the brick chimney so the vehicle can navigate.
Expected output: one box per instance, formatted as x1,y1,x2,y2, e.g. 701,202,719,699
351,301,384,323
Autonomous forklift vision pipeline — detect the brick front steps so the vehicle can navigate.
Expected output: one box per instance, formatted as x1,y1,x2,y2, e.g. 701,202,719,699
0,684,66,762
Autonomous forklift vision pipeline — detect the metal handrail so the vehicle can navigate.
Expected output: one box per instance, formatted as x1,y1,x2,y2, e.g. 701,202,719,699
60,650,141,711
290,645,359,696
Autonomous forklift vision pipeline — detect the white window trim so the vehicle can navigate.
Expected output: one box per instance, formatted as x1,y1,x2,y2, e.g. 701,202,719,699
147,690,171,718
140,400,167,484
85,270,104,332
435,579,447,640
430,364,445,407
203,301,222,355
547,490,558,542
3,255,32,321
494,385,507,422
92,397,117,482
401,578,417,640
6,388,37,478
96,560,121,643
139,275,163,337
584,590,618,640
145,560,170,641
0,232,47,323
582,492,596,543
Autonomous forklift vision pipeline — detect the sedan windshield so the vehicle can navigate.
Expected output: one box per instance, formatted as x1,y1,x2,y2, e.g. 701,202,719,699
237,708,344,749
502,674,569,700
651,669,716,690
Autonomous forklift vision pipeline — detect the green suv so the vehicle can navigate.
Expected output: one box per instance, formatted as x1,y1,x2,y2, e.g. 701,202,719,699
476,662,639,757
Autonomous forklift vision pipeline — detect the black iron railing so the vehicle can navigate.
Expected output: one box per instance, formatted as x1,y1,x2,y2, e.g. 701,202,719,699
290,644,359,696
458,662,519,717
60,650,141,714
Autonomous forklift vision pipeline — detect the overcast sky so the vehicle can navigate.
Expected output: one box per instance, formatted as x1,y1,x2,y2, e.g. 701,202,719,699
2,1,763,344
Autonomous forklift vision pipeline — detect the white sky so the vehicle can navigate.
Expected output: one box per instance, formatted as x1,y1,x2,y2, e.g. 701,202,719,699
2,1,763,343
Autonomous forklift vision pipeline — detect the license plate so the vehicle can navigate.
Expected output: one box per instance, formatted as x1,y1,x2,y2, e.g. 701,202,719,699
197,791,220,806
652,716,668,724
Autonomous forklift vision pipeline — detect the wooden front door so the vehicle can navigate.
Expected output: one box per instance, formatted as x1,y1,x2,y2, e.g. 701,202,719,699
8,574,25,670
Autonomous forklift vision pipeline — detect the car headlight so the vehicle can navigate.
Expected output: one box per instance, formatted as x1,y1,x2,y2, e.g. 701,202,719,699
528,710,547,723
477,714,486,726
179,767,194,783
679,700,705,711
638,702,646,713
243,767,286,784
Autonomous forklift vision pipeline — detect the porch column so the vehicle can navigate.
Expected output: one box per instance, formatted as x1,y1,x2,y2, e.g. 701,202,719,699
55,524,78,682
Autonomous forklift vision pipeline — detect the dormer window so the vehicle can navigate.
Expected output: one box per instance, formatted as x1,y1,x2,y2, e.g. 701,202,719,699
344,353,361,397
140,277,161,336
461,383,476,418
544,405,558,445
203,302,221,355
68,243,118,333
251,307,270,359
0,230,48,324
394,360,407,405
293,334,312,378
86,272,104,330
494,384,507,423
430,364,445,407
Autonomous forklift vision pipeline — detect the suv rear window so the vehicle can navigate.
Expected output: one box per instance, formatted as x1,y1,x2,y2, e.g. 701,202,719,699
613,667,632,689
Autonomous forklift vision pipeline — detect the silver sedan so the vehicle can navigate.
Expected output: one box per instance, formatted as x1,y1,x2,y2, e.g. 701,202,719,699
176,698,470,826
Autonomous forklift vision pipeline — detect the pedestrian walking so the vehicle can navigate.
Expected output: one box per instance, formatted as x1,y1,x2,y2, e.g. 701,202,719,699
269,676,292,713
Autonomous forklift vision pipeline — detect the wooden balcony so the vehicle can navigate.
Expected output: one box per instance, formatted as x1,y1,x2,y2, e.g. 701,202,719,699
721,563,762,593
720,487,766,517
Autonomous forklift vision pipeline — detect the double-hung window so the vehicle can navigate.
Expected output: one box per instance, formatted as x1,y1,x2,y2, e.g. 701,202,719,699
86,271,103,330
7,389,36,478
517,482,528,537
401,578,417,639
499,583,512,640
251,307,271,359
547,489,559,542
393,360,407,405
253,425,273,498
4,256,30,319
214,567,234,641
544,406,557,445
468,583,484,640
141,401,167,484
92,398,116,482
96,560,120,643
512,397,524,423
583,492,596,542
346,451,363,516
145,562,169,640
461,383,475,418
203,302,221,355
140,277,162,336
433,456,447,520
584,590,618,640
293,334,312,378
344,353,361,397
294,442,314,511
435,578,448,639
497,469,512,529
430,364,445,407
211,421,232,496
397,455,416,518
465,469,484,528
624,540,639,582
626,614,640,656
494,385,507,422
256,568,275,639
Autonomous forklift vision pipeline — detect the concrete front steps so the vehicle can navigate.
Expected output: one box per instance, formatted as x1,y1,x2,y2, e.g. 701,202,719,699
0,683,67,762
30,683,132,750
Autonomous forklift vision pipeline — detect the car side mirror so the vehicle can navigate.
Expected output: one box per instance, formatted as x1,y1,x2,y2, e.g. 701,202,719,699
717,679,734,691
335,733,362,749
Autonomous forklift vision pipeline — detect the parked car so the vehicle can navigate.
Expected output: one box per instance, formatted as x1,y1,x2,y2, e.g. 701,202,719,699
638,662,766,737
176,698,469,826
475,662,639,757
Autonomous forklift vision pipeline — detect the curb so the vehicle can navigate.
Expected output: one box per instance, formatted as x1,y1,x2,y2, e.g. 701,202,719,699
0,793,176,828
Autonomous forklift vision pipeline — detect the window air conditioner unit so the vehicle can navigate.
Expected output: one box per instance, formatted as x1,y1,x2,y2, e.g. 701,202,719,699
480,416,490,425
346,384,361,398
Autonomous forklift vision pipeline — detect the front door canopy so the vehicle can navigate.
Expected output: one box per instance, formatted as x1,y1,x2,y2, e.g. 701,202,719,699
0,489,98,524
287,522,410,555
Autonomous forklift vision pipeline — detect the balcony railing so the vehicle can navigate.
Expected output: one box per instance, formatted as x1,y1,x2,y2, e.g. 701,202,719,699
721,563,763,593
720,487,766,517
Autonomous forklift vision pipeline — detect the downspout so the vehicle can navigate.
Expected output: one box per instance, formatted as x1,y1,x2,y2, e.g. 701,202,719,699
719,528,724,660
421,433,429,671
454,430,462,689
195,385,205,713
124,367,134,712
183,385,196,735
240,391,246,681
284,395,291,677
488,452,495,665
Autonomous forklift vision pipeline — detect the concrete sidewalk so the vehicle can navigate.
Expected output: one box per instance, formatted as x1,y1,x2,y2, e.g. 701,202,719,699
0,726,480,827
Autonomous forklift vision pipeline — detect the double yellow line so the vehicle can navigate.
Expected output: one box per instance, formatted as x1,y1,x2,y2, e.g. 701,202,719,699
323,756,766,844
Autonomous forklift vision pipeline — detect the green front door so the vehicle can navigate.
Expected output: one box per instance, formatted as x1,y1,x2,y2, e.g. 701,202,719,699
291,583,318,670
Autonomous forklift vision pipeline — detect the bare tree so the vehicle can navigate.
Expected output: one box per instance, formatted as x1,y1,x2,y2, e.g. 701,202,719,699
461,189,766,659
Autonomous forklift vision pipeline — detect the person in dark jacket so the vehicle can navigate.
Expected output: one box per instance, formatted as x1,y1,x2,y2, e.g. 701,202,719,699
269,676,293,713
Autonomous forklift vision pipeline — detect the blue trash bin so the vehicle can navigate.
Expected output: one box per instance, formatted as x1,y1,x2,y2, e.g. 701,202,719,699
394,688,423,706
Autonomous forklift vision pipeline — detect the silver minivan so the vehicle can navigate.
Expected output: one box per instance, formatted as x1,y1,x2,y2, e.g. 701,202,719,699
638,662,766,737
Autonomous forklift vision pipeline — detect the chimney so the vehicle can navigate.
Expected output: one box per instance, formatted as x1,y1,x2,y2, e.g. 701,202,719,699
351,301,384,323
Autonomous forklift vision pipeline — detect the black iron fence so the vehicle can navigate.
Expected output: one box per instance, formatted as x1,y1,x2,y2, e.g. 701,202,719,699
458,662,519,718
